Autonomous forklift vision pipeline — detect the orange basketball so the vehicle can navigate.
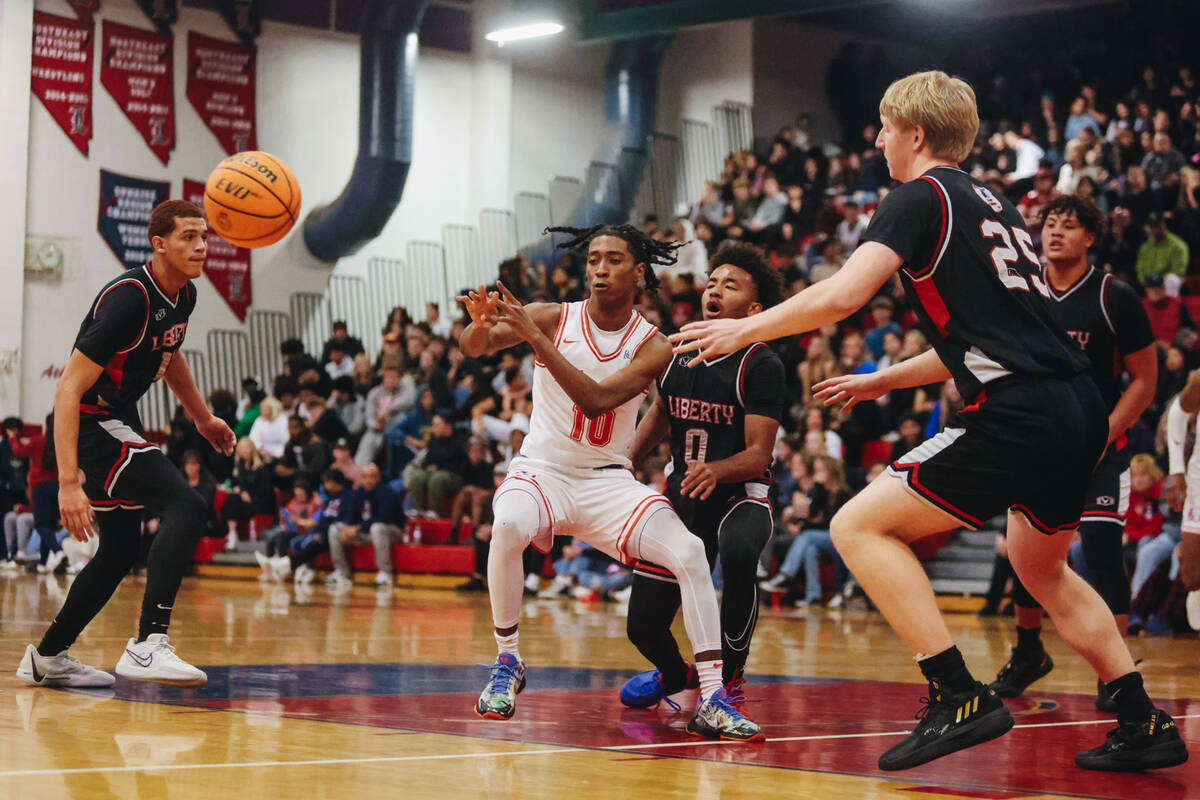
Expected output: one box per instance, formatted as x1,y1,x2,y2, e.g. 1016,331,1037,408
204,151,301,248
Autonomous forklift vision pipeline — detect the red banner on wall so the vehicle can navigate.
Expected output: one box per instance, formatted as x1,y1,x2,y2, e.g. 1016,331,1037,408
184,178,252,321
68,0,100,24
186,31,257,155
100,20,174,165
31,12,94,157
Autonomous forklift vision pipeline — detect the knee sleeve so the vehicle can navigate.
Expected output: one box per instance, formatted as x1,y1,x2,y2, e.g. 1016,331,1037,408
490,490,543,554
635,508,721,655
718,503,771,576
1079,520,1130,615
1011,572,1040,609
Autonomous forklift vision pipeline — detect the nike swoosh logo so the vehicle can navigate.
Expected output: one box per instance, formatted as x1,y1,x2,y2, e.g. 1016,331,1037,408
561,339,579,344
125,649,153,668
156,603,173,611
29,653,43,683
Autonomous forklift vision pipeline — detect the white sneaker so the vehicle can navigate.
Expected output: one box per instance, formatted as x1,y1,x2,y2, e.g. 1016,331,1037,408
324,570,349,585
16,644,115,688
760,574,789,592
826,594,843,609
372,571,393,586
254,551,271,582
115,634,207,687
295,564,315,584
1187,590,1200,632
0,559,17,570
270,556,292,582
608,585,632,604
537,575,572,598
524,573,541,594
225,531,239,552
45,551,67,575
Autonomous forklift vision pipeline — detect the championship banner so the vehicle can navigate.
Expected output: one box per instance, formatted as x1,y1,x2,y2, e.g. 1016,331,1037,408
100,20,174,165
68,0,100,24
135,0,177,33
97,169,169,271
186,32,257,155
31,12,93,157
184,178,252,321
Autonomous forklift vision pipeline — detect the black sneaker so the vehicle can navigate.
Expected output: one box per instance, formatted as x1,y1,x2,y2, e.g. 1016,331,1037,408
455,576,487,592
878,680,1014,771
988,647,1053,698
1094,678,1118,713
1075,709,1189,771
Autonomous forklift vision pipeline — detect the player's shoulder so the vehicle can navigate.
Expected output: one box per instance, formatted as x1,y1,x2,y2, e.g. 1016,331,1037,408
1100,271,1147,313
742,341,783,369
92,269,151,312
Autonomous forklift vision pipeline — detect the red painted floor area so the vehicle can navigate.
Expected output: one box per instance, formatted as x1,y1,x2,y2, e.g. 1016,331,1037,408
194,680,1198,800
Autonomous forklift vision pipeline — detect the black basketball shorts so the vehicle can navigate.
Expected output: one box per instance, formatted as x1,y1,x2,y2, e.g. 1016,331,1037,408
888,373,1108,535
1079,443,1132,527
77,413,166,513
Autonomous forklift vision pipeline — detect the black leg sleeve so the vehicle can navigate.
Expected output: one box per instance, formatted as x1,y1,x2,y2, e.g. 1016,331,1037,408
38,509,142,655
1079,519,1130,616
626,572,689,690
1011,571,1040,610
717,501,772,682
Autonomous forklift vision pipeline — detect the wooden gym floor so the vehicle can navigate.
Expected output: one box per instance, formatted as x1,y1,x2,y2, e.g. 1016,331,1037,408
0,572,1196,799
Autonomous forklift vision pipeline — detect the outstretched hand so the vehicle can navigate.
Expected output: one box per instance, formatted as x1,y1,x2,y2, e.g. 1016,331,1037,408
198,415,236,456
492,281,542,344
812,372,888,414
457,284,501,330
668,318,750,366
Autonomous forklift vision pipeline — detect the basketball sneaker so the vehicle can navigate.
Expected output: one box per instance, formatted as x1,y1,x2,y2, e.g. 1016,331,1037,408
475,653,526,720
988,646,1053,697
878,680,1013,771
1075,709,1189,771
16,644,115,688
114,634,207,688
687,687,765,742
619,662,698,710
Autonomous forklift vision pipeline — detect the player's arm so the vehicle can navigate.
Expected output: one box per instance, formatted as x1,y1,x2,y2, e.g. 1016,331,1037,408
1179,369,1200,415
629,392,670,467
458,284,560,356
492,282,673,418
669,242,902,361
680,415,778,500
1165,393,1195,512
54,350,105,542
812,349,952,413
1107,344,1157,446
164,352,234,456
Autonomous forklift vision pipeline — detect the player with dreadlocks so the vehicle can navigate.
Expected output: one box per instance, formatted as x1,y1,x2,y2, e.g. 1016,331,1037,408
619,242,784,737
459,224,763,740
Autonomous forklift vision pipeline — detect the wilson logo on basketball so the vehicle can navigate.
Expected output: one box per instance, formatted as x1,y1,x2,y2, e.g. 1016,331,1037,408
229,153,279,184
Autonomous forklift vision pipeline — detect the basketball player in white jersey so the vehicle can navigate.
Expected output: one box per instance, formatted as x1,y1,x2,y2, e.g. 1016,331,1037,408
459,224,761,741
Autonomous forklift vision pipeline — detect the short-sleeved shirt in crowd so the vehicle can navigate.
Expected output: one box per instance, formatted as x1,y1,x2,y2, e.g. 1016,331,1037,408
73,263,197,420
1042,267,1155,412
860,166,1087,402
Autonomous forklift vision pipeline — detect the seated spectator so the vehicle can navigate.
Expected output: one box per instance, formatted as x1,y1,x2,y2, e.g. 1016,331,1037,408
3,507,32,566
667,217,709,281
1124,454,1165,573
799,404,843,459
406,413,465,517
455,465,508,593
234,387,267,439
538,539,631,601
325,343,355,380
1136,213,1189,292
415,349,453,411
321,320,365,364
837,332,876,375
448,437,495,543
7,417,59,570
425,301,453,339
746,175,788,237
357,365,415,467
329,438,363,488
220,438,276,550
235,377,261,421
181,450,218,539
385,387,436,478
248,397,289,460
1018,167,1059,233
287,468,355,585
797,335,836,404
1142,132,1186,192
1142,274,1194,347
327,463,403,587
875,329,904,371
863,296,901,360
1003,129,1045,184
330,376,365,442
305,394,352,449
356,351,381,395
889,413,926,461
760,454,852,606
836,200,868,254
274,416,332,491
257,480,320,581
808,239,845,283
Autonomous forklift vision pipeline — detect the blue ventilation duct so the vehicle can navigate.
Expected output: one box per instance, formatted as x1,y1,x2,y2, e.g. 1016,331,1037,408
302,0,429,262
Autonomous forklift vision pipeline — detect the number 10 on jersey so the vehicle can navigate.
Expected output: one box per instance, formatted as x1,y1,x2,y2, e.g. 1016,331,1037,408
570,406,615,447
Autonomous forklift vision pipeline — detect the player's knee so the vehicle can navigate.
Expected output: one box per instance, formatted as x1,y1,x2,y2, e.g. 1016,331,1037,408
626,610,656,647
490,515,535,553
829,509,858,554
720,535,760,577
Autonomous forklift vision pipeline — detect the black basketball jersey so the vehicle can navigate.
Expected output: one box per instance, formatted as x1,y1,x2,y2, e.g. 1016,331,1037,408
1043,267,1154,412
73,263,197,419
862,166,1087,402
657,343,785,484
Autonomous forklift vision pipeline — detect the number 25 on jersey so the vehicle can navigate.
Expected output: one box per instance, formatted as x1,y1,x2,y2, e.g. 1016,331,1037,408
980,220,1049,297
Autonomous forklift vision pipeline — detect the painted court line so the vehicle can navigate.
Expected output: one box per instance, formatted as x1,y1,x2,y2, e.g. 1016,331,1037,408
0,714,1195,777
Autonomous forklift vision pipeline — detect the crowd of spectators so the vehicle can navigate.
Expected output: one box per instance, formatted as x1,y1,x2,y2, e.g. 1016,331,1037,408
0,35,1197,629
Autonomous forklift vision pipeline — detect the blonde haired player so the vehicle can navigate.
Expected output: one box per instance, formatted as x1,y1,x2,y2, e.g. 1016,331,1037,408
672,71,1186,771
459,223,761,741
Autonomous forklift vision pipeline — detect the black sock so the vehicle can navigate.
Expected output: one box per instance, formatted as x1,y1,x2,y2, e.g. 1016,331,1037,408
1106,671,1155,725
918,646,976,694
1015,626,1043,654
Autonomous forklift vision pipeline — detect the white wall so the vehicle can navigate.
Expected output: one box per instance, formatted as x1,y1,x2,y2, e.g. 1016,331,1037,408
656,20,754,134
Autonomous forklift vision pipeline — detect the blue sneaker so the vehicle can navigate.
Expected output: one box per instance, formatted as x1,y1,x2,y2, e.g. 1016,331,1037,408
687,687,766,742
475,653,526,720
619,662,698,709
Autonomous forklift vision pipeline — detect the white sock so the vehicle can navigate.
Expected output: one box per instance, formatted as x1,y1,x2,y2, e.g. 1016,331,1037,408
495,631,520,660
696,659,722,701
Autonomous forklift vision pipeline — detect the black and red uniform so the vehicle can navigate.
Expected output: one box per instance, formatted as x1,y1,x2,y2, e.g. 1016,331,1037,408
863,166,1107,533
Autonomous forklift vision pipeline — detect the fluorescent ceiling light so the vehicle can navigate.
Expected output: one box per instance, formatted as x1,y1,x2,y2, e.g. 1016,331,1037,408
485,21,564,45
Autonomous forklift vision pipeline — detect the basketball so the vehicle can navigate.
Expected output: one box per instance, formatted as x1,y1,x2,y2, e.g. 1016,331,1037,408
203,150,301,248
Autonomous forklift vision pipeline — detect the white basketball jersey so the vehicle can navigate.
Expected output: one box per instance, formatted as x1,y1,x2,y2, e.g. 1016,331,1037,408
520,300,660,469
